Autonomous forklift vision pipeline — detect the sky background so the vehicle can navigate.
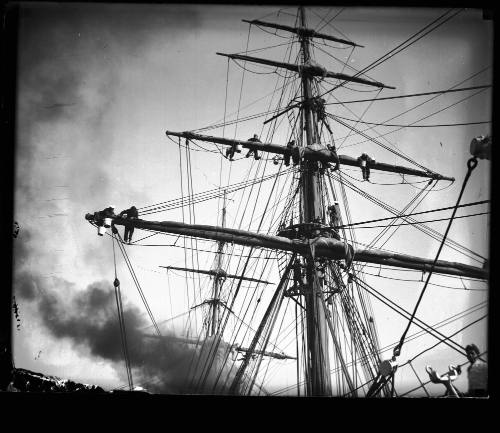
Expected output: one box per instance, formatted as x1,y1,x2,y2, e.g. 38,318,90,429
12,3,492,395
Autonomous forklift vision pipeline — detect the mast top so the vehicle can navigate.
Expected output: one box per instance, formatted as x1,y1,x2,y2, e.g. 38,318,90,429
242,19,364,48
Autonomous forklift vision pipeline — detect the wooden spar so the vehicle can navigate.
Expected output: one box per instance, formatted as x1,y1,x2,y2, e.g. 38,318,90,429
242,19,364,47
298,6,332,396
216,52,395,89
159,265,274,285
165,130,455,181
143,335,295,360
86,214,487,280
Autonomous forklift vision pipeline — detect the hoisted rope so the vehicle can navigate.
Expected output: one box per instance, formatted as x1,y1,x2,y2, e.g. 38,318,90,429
114,230,162,336
111,233,134,390
364,157,480,398
393,157,479,359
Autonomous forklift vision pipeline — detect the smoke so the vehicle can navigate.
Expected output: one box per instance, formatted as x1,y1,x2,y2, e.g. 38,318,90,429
14,228,235,394
14,270,236,393
12,4,241,394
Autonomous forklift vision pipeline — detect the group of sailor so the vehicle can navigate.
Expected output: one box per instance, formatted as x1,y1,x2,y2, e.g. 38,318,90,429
225,132,377,182
95,205,138,243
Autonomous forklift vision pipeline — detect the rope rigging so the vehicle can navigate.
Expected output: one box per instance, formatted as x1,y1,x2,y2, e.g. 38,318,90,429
337,67,491,149
111,235,134,391
393,157,480,358
329,171,485,263
318,8,464,99
332,113,491,128
327,84,492,105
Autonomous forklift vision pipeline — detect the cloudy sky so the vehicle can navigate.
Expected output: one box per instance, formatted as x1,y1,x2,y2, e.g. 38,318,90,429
12,3,491,395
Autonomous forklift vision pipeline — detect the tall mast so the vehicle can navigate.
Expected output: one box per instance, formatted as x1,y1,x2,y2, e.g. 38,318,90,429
299,6,332,396
210,189,227,336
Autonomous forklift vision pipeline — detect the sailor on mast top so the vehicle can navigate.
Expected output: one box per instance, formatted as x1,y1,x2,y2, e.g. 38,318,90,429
245,134,262,160
225,141,241,161
284,139,295,166
119,205,139,244
358,153,375,181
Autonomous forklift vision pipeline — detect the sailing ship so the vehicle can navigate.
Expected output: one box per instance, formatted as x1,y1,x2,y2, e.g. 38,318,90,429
85,6,490,397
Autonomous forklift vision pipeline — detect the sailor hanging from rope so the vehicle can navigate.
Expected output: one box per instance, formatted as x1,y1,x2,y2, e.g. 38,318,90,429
119,205,139,244
245,134,262,160
357,153,375,181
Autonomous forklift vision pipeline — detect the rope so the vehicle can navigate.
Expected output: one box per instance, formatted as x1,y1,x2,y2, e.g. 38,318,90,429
115,231,162,336
334,200,489,229
332,113,491,128
318,8,463,99
348,211,489,230
393,157,479,359
327,84,492,105
111,234,134,390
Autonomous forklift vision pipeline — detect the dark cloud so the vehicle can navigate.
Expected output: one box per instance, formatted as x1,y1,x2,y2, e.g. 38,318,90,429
15,269,236,394
14,271,39,301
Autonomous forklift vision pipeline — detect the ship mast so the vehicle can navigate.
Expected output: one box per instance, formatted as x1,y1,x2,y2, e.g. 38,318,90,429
211,189,227,337
298,5,332,396
85,7,489,397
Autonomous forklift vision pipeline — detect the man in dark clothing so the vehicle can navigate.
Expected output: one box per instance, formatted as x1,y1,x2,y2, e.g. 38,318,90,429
291,143,301,166
119,206,139,243
101,206,115,218
465,344,488,397
357,153,375,181
293,259,303,288
97,205,116,228
225,142,241,161
246,134,262,160
315,98,326,122
327,143,340,171
284,140,295,166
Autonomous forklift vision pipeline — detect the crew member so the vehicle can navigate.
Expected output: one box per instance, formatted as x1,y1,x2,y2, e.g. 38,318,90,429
284,140,295,167
97,205,116,228
293,259,302,288
225,142,241,161
315,98,326,122
327,202,341,227
465,344,488,397
327,202,341,240
245,134,262,160
119,205,139,243
291,143,301,166
327,143,340,171
100,205,116,218
357,153,374,181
